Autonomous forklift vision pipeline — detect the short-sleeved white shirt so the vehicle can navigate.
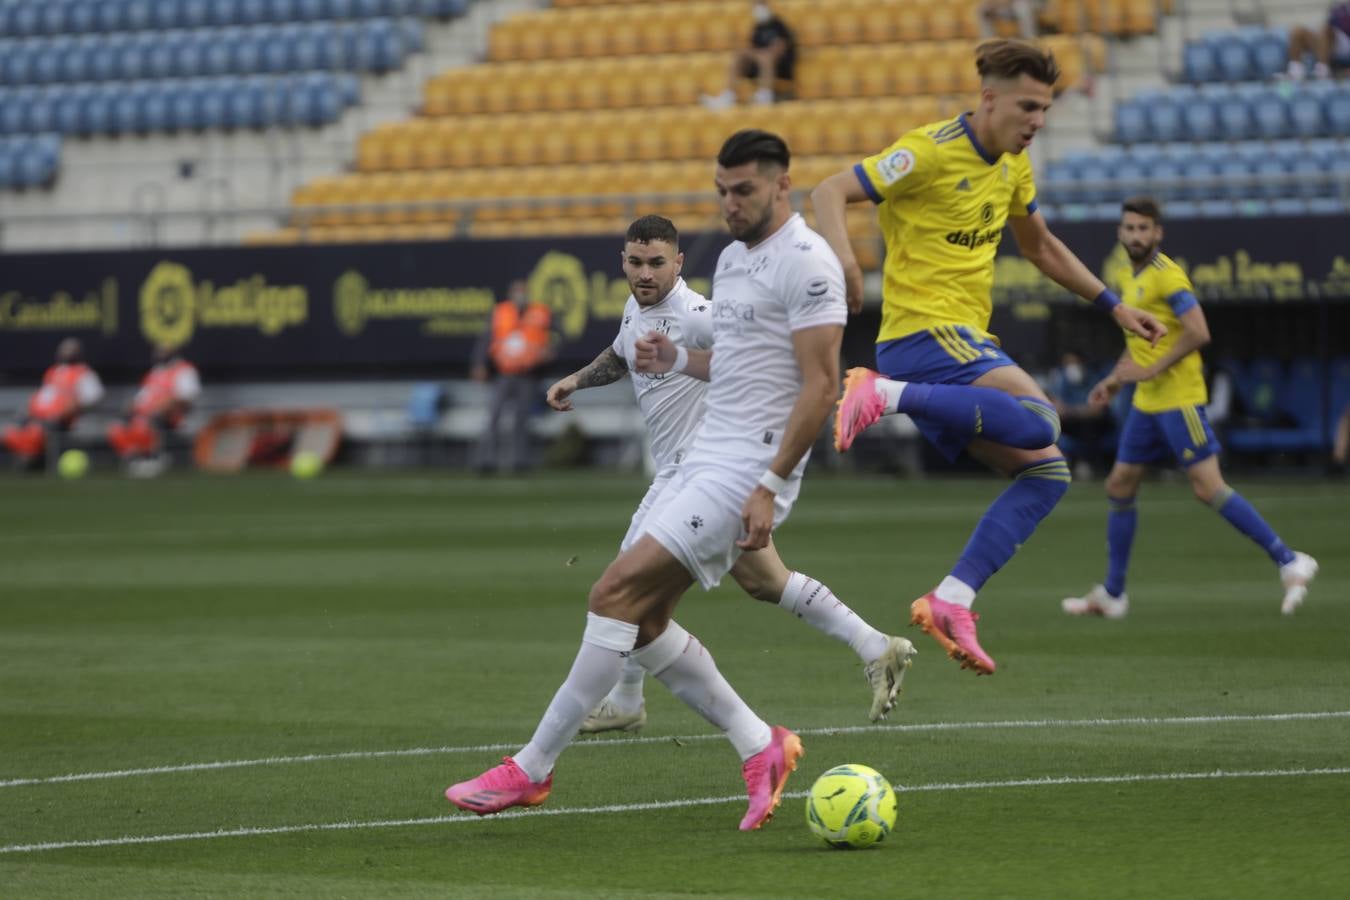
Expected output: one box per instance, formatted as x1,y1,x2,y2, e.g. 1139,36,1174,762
611,277,713,471
686,214,847,472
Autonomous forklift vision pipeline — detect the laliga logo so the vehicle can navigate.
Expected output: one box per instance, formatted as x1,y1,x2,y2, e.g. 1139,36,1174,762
528,251,589,339
334,270,367,336
140,261,196,348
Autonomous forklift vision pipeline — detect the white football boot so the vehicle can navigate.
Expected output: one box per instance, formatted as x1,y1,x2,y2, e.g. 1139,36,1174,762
579,700,646,734
1279,551,1318,615
863,635,917,722
1062,585,1129,619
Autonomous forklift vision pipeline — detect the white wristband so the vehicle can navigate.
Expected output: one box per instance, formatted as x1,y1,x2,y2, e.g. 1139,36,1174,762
757,470,788,495
670,345,689,374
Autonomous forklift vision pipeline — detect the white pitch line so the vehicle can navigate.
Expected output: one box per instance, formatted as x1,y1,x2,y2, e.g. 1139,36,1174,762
4,709,1348,790
2,766,1347,856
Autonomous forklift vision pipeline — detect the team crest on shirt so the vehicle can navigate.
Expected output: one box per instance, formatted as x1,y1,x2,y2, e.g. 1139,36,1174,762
981,202,995,225
876,148,916,185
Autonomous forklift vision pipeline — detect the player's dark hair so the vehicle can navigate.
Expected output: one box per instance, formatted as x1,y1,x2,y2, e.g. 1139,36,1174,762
1122,195,1163,223
976,39,1061,86
717,129,791,172
625,215,679,247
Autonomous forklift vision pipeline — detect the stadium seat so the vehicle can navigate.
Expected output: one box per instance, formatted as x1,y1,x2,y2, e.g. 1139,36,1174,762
1183,40,1216,83
1146,91,1184,143
1289,90,1326,139
1211,33,1252,82
1115,100,1147,144
1249,28,1288,79
1327,88,1350,137
1252,88,1290,140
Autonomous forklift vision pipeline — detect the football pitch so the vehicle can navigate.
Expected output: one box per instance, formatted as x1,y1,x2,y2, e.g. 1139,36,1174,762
2,471,1347,898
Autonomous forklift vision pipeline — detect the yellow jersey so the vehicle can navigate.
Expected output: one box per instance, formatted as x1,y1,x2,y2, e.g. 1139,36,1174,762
1118,251,1206,413
855,114,1038,344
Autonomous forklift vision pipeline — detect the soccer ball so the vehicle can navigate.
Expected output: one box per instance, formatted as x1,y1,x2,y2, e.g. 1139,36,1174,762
804,764,898,849
57,449,89,480
289,451,324,479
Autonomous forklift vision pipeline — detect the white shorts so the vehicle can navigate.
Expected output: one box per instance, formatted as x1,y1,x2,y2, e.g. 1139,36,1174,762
643,454,802,590
619,464,678,553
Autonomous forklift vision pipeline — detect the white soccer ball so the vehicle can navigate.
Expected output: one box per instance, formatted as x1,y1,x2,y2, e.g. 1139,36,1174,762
804,763,898,849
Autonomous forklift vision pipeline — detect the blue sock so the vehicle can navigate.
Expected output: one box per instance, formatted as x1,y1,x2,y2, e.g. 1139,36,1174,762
1210,487,1296,566
1104,494,1137,598
950,457,1072,592
897,383,1060,450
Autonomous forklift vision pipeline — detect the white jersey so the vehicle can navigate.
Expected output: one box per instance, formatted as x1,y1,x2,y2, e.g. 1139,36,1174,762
611,277,714,471
689,214,848,470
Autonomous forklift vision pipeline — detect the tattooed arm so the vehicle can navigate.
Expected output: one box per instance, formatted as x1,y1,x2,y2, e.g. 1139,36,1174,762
545,346,629,411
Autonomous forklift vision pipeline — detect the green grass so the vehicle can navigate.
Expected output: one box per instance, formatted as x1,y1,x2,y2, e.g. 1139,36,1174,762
2,471,1347,898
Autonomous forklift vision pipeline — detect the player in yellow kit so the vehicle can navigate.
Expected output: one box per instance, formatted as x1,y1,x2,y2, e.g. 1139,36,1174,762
811,39,1166,674
1062,197,1318,618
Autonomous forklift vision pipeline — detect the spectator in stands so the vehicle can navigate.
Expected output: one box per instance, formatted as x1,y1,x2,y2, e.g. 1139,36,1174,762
471,279,556,474
107,343,202,478
1044,349,1111,478
979,0,1040,40
700,2,797,109
2,337,104,470
1287,2,1350,80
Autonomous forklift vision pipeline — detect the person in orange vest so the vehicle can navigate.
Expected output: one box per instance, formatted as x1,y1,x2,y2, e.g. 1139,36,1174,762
470,279,556,473
3,337,105,468
107,343,202,477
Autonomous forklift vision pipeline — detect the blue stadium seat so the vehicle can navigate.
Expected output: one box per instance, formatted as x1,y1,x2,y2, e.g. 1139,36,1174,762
110,84,144,134
53,85,85,133
95,2,127,33
1197,199,1237,217
1182,92,1219,142
125,0,154,32
400,17,424,52
1216,88,1254,140
232,30,264,74
211,0,242,28
26,89,56,133
1146,92,1184,143
1212,34,1253,82
1114,155,1148,197
1250,28,1288,79
1179,152,1217,200
200,80,230,129
1114,100,1148,144
146,34,177,79
297,0,327,20
67,1,98,35
182,0,211,29
1289,90,1326,139
1251,88,1290,140
1183,41,1216,83
0,142,13,188
1038,159,1076,205
1307,197,1345,215
152,0,182,30
335,71,359,105
1269,197,1306,215
201,30,233,76
10,4,41,38
142,82,171,131
117,38,148,81
1327,88,1350,137
271,0,299,23
1166,200,1201,218
169,82,203,130
240,0,270,26
83,87,111,133
1147,150,1182,201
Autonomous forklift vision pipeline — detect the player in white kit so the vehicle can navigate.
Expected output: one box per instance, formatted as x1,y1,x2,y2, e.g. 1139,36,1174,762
546,214,914,732
447,131,850,831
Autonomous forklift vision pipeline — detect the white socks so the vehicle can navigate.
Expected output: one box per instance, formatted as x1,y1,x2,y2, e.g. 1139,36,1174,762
935,575,976,608
607,656,647,715
632,621,771,761
514,613,638,783
875,378,908,415
778,571,890,663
